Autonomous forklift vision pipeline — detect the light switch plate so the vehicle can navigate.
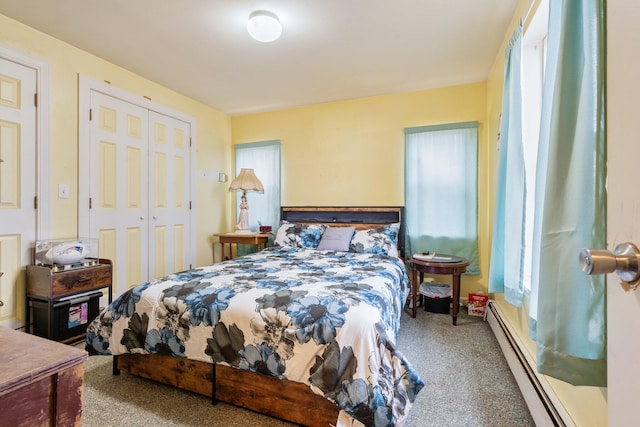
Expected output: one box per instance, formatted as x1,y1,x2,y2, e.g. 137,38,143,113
58,183,70,199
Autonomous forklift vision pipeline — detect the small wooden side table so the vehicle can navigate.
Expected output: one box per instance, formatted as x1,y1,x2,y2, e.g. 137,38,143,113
410,255,470,325
214,232,272,261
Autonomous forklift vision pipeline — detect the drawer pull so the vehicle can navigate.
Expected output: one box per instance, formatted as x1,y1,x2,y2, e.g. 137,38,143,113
76,277,91,282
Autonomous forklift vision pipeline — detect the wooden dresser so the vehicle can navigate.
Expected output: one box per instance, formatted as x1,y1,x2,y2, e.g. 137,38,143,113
0,326,88,426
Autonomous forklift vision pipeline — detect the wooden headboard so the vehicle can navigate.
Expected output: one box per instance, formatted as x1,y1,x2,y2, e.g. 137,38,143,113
280,206,405,258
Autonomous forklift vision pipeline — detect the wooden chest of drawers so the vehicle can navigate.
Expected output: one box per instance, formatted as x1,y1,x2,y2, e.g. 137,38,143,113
0,326,87,427
26,259,112,342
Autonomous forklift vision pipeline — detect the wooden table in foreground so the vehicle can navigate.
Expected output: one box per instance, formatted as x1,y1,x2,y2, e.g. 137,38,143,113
410,255,470,325
214,232,272,261
0,326,88,426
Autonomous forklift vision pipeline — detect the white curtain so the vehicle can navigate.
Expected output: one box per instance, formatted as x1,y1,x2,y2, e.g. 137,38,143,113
405,122,479,274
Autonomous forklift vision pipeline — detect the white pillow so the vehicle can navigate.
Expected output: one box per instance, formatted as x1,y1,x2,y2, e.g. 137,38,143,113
274,221,327,249
349,223,400,257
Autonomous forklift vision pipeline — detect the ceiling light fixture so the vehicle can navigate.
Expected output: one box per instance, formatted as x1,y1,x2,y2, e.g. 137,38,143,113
247,10,282,43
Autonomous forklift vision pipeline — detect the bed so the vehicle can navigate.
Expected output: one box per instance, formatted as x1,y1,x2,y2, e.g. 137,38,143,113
85,207,424,427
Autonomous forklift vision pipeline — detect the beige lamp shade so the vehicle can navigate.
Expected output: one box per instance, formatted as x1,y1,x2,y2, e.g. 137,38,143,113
228,168,264,194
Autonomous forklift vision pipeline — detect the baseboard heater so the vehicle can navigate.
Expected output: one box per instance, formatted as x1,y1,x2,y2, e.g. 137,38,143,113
486,302,575,427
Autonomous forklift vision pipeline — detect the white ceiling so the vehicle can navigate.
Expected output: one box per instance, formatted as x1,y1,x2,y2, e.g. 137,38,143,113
0,0,520,116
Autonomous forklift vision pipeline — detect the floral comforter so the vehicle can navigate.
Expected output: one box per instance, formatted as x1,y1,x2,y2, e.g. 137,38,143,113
86,247,424,427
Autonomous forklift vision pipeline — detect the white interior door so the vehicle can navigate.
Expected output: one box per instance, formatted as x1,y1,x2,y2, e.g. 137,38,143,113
607,2,640,424
148,111,191,278
0,57,36,328
88,90,149,297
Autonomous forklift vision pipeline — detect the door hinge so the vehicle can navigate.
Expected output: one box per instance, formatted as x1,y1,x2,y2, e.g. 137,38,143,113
189,201,192,210
89,108,92,121
34,196,38,209
34,93,38,107
190,137,192,147
89,197,92,209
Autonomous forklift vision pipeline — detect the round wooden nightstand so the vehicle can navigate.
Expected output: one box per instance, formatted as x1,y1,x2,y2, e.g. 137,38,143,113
409,255,470,325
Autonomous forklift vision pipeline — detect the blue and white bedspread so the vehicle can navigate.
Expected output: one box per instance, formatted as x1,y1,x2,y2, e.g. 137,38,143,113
86,247,424,426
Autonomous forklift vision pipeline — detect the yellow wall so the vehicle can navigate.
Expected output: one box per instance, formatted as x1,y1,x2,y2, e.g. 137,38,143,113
0,14,230,267
232,83,490,296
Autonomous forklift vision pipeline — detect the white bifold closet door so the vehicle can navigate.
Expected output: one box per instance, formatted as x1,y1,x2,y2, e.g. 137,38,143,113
87,90,191,297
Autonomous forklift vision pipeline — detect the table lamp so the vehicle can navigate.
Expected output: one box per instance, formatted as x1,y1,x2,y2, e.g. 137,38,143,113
229,168,264,233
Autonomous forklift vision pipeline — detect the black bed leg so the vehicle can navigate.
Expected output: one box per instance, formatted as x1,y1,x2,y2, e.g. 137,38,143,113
112,355,120,375
211,363,218,405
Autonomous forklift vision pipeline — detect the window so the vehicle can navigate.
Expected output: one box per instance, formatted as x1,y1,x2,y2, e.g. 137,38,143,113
404,122,479,274
234,140,281,232
521,0,549,291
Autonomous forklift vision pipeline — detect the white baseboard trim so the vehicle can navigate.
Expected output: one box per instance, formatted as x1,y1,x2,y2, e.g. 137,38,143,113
486,301,575,427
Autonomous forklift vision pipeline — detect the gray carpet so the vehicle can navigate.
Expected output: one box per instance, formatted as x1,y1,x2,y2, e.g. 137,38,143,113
81,309,535,426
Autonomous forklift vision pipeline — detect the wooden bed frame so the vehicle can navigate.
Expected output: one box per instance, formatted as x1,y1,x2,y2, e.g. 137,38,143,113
280,206,405,258
112,206,405,427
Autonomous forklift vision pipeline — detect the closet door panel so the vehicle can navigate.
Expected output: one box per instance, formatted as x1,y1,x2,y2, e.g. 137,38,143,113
148,111,191,278
89,91,149,296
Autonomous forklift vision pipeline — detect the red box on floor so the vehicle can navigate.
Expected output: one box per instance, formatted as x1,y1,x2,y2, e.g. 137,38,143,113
468,293,489,317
